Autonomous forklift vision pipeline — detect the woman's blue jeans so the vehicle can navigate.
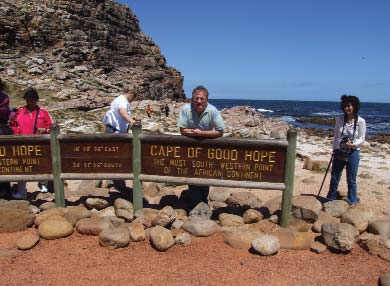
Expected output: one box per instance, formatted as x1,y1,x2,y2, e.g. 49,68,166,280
327,149,360,205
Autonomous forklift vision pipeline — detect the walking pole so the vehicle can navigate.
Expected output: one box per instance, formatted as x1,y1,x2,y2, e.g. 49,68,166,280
317,154,333,197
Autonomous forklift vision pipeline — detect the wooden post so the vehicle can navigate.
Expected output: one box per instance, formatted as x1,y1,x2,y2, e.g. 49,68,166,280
50,124,65,207
280,128,297,227
132,122,143,212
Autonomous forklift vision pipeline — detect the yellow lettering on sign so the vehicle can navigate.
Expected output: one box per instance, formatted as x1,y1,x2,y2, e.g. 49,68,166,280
12,145,43,156
207,148,238,160
244,150,277,162
0,146,6,157
150,145,181,157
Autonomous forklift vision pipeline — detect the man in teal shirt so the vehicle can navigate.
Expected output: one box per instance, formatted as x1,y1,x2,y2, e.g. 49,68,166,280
177,85,225,207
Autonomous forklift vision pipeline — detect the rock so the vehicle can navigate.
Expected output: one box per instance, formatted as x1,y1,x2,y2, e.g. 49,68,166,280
368,220,390,238
274,228,313,250
224,230,261,249
128,223,146,242
133,208,159,228
209,201,228,210
263,196,282,216
251,234,280,255
323,200,349,218
97,206,116,217
289,218,312,232
175,233,191,246
208,188,232,202
310,241,327,254
380,273,390,286
85,198,109,210
16,232,40,250
312,211,339,233
341,204,374,232
29,205,40,215
0,206,35,233
171,219,184,230
364,235,390,261
292,195,322,222
183,220,218,237
38,217,74,240
64,205,91,226
219,213,245,227
114,198,133,222
150,226,175,252
34,208,66,227
115,208,134,222
226,192,262,209
99,226,130,249
189,202,212,220
311,160,329,172
268,215,279,224
0,249,20,260
39,202,56,211
152,206,177,227
243,209,263,224
321,223,359,252
76,217,124,236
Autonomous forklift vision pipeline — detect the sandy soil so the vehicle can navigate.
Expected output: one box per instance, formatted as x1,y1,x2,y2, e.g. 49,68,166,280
0,137,389,286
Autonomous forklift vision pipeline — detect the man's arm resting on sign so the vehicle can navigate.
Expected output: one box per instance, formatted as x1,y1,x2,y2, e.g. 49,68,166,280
180,127,223,138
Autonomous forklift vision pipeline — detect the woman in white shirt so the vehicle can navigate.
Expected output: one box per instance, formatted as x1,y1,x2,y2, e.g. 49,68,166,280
327,95,366,205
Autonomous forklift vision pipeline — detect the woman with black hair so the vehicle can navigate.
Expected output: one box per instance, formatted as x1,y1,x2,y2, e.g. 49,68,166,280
326,95,366,205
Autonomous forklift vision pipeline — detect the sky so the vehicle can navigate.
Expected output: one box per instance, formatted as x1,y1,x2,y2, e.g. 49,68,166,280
119,1,390,102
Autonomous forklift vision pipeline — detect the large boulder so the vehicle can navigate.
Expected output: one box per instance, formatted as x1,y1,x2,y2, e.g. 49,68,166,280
312,211,339,233
223,230,261,249
323,200,349,218
38,217,74,240
34,208,67,227
321,223,359,252
150,226,175,252
99,226,130,249
0,204,35,233
251,234,280,256
226,192,262,209
85,198,109,210
219,213,245,227
152,206,177,227
367,220,390,238
114,198,133,222
340,204,374,233
189,202,212,221
274,228,313,250
208,188,232,203
363,234,390,261
183,220,218,237
16,232,40,250
128,223,146,242
292,195,322,222
64,205,91,226
76,217,124,236
243,209,263,224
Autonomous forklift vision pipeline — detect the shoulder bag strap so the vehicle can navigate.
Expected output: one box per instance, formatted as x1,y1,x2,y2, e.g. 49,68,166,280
33,107,40,134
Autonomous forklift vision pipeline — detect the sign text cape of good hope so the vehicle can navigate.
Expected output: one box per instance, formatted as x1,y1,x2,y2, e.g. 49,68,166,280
140,135,287,183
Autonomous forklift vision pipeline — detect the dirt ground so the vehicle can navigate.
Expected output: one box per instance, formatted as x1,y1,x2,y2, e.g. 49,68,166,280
0,161,389,286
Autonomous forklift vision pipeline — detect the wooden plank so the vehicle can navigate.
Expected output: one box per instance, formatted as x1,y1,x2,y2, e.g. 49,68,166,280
61,173,133,180
139,174,286,190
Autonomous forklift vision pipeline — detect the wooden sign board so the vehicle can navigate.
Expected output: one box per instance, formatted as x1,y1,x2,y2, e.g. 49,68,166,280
60,141,132,173
0,141,52,175
141,141,286,183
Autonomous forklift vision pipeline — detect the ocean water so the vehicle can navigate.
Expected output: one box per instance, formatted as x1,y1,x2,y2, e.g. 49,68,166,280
209,99,390,135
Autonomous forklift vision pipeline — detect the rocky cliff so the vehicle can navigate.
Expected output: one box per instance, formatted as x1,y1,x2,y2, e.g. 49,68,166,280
0,0,185,112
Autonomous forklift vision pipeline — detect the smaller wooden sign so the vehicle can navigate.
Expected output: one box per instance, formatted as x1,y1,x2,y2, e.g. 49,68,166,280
60,141,132,173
